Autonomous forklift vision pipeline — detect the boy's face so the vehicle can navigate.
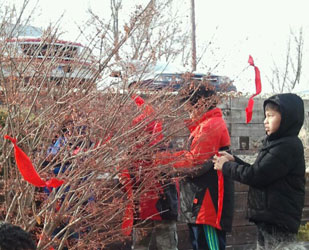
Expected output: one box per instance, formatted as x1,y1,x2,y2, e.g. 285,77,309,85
184,100,203,121
264,109,281,135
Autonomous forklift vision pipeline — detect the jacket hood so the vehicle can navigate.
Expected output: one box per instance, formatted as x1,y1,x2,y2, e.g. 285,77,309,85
186,108,223,133
263,93,304,140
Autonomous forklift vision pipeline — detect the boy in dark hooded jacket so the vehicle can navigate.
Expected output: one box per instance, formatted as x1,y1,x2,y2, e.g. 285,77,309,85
214,93,306,250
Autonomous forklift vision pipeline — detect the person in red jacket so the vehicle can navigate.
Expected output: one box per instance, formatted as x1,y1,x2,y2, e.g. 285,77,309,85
120,94,179,250
156,84,234,250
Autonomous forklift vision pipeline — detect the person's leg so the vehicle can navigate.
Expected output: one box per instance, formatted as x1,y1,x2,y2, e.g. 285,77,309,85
256,223,296,250
258,226,278,250
256,224,266,250
275,236,297,250
132,220,154,250
188,223,208,250
202,224,220,250
154,220,178,250
188,223,200,250
267,227,296,250
215,229,226,250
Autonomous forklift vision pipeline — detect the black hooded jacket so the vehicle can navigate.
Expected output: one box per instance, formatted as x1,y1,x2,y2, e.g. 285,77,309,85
222,93,306,233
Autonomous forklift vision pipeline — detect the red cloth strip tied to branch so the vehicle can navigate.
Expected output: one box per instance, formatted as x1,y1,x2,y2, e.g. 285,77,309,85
120,169,134,236
245,55,262,123
4,135,64,188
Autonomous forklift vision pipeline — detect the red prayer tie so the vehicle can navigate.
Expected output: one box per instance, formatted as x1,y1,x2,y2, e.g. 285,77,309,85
120,169,134,236
4,135,64,188
131,94,145,106
245,55,262,123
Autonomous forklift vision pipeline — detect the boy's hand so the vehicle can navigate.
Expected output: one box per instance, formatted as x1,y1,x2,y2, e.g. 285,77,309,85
218,151,235,161
213,151,235,171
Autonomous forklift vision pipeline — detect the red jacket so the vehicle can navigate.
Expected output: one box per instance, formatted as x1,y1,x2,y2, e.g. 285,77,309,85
156,107,230,168
156,107,233,229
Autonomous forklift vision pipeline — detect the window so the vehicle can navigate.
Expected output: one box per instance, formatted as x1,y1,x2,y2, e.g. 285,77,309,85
239,136,249,150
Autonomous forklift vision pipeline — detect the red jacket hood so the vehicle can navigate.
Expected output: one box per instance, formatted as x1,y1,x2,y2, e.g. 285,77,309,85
186,108,223,133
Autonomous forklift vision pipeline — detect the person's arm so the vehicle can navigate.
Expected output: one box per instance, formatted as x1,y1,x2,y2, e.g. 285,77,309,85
179,146,232,178
184,160,214,178
156,118,226,169
162,160,214,178
221,148,291,188
233,155,248,165
155,149,194,169
155,134,215,169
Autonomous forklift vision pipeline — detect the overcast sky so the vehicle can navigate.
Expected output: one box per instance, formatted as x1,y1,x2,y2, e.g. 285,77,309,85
4,0,309,94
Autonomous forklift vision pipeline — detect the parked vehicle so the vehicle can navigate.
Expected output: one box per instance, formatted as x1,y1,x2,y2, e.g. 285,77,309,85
131,72,237,92
107,61,237,92
1,25,97,85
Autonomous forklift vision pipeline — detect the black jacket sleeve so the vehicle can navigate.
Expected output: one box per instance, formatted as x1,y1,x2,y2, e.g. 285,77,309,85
163,160,214,178
222,150,291,188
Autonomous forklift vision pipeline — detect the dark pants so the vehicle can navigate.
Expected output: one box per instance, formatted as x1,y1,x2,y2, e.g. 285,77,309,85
188,223,226,250
256,223,296,250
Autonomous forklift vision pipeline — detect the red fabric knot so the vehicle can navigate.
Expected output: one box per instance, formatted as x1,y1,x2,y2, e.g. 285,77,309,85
131,94,145,106
120,169,134,236
4,135,17,145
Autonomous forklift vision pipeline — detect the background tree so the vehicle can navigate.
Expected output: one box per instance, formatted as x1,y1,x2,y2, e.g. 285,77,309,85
84,0,190,88
111,0,122,61
0,1,195,249
267,27,304,93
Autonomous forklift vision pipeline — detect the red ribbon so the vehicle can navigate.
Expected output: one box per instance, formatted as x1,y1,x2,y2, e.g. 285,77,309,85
4,135,64,188
131,94,145,106
245,55,262,123
216,170,224,229
120,169,134,236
